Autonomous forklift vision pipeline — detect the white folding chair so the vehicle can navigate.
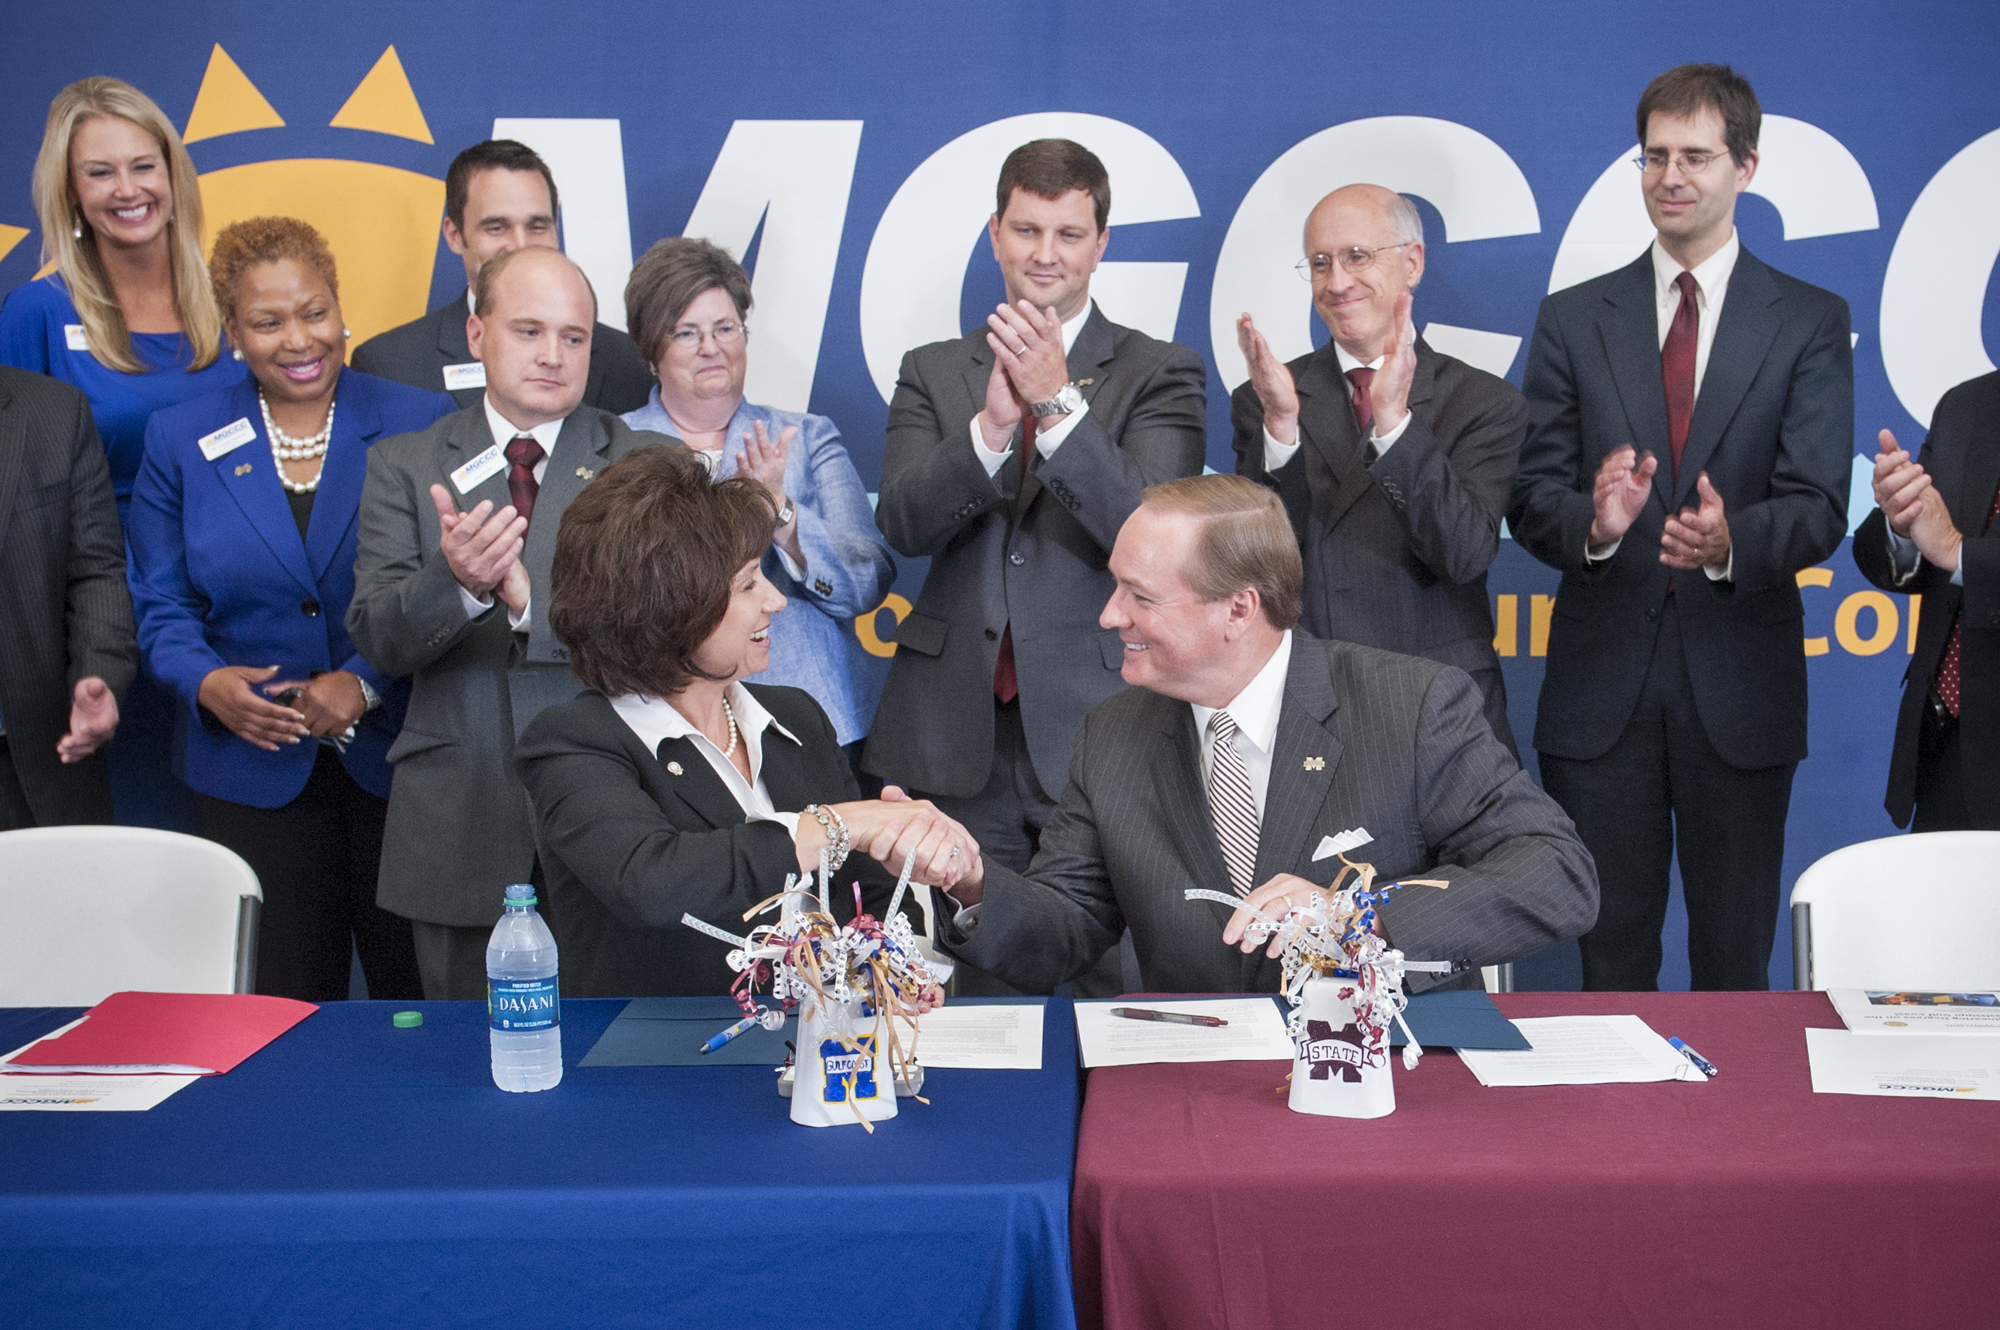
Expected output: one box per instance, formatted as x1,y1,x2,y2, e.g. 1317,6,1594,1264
1789,831,2000,990
0,826,263,1007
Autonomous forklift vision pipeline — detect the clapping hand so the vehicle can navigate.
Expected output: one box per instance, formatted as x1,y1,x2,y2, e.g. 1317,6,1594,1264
430,484,529,612
1872,429,1932,539
198,665,307,752
1660,473,1731,572
737,419,795,508
1588,445,1658,554
1367,292,1419,435
1236,312,1300,444
987,299,1070,406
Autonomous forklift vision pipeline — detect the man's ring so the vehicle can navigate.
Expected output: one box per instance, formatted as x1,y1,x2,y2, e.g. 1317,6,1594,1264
949,847,961,859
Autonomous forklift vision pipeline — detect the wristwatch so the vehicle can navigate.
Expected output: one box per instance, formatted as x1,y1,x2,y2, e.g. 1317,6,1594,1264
776,496,796,525
1030,382,1085,418
355,676,382,713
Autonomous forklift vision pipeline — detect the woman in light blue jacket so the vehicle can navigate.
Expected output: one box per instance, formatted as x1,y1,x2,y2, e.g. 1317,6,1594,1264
622,237,893,755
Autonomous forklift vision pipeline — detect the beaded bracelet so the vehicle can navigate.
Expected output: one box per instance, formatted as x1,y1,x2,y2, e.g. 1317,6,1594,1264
803,803,853,873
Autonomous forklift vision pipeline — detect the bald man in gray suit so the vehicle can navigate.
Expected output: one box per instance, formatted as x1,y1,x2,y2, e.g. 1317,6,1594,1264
349,248,675,998
933,475,1596,995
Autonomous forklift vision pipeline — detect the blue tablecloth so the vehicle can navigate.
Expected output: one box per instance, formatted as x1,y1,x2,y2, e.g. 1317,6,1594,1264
0,998,1080,1330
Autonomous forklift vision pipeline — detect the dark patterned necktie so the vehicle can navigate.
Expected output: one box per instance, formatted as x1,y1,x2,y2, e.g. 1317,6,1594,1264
1936,477,2000,716
1662,271,1699,475
1346,366,1375,437
506,434,545,526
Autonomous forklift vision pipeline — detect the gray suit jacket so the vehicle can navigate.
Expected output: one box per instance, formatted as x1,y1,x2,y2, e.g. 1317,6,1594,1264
351,291,655,415
346,403,675,926
864,306,1207,797
0,367,136,824
940,633,1598,995
1231,338,1526,755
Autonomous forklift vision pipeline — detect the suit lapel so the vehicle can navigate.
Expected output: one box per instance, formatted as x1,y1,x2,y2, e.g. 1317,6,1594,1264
1243,642,1344,986
304,372,379,580
440,405,511,513
758,725,818,814
1674,250,1780,508
652,735,749,830
215,380,317,596
522,411,605,588
1152,701,1238,935
1296,344,1370,531
436,292,472,363
1594,253,1677,517
0,380,26,555
1956,418,2000,536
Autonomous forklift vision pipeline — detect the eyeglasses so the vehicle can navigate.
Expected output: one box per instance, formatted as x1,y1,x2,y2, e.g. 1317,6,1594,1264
1632,149,1728,176
666,320,746,349
1295,243,1415,281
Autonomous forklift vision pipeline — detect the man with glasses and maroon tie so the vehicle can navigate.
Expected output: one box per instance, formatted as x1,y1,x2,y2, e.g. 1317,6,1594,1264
1233,183,1529,758
348,247,674,998
1508,64,1853,992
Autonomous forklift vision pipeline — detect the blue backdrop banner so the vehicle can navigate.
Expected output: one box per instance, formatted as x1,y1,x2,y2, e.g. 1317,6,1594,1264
5,0,1995,988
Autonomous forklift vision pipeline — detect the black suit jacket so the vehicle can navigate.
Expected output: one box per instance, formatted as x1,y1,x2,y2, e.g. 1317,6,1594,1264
865,306,1207,797
1854,370,2000,828
940,634,1597,995
516,684,912,998
1231,337,1526,754
1507,247,1852,769
351,291,654,414
0,367,137,823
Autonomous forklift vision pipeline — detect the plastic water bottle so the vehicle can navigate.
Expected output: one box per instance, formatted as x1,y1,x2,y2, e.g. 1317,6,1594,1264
487,883,562,1091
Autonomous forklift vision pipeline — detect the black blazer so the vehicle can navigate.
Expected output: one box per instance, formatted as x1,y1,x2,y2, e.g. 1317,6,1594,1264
1231,337,1527,755
350,291,655,414
1508,247,1853,769
516,684,912,998
1854,370,2000,829
0,367,136,824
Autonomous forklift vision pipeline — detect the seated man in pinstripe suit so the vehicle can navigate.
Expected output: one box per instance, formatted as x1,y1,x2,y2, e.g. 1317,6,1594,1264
931,474,1597,994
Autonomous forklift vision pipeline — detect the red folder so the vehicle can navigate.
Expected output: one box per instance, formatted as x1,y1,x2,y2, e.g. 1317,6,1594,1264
2,991,317,1075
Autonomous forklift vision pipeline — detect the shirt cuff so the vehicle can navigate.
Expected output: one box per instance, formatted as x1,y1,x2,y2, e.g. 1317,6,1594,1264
1369,411,1413,457
1585,537,1621,564
973,413,1012,477
1263,425,1302,473
1884,529,1922,585
458,585,492,619
762,810,804,843
774,541,807,582
1031,398,1090,458
1703,548,1734,582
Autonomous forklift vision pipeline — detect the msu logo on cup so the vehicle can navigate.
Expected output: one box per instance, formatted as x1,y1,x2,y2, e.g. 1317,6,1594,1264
1298,1019,1370,1083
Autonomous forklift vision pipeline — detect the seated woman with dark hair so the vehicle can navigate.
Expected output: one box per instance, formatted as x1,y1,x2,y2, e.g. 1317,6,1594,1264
515,445,977,998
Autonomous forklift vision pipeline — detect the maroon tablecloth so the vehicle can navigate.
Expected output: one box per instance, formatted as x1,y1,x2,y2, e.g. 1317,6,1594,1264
1072,992,2000,1329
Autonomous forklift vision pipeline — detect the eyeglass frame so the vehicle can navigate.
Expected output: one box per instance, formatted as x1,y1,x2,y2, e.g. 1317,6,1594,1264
1631,148,1732,176
1294,242,1417,282
664,319,749,349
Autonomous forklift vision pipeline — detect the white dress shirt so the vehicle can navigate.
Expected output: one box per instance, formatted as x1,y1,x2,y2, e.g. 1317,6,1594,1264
1189,630,1293,822
457,395,559,627
1587,230,1741,579
1262,343,1414,473
610,684,803,842
972,300,1095,477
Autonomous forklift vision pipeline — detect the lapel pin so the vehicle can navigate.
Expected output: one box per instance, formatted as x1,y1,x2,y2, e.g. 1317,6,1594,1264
234,462,253,476
1077,377,1094,386
666,761,684,776
1303,756,1326,771
576,466,596,480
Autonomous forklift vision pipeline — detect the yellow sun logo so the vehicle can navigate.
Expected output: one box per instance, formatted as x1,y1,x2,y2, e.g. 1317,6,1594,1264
178,43,444,347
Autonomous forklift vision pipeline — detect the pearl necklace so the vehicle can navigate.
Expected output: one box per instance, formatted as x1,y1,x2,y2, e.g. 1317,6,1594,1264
719,696,739,758
259,391,333,494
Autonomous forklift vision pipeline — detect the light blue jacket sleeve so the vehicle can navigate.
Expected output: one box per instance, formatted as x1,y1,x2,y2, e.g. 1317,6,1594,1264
764,407,895,619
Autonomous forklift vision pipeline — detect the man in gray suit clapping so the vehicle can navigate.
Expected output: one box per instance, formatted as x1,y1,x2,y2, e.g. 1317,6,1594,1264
931,474,1596,995
348,247,675,998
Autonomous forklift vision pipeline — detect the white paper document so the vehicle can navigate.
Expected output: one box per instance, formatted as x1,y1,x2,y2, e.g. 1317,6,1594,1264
1456,1015,1706,1087
1829,989,2000,1036
1073,998,1295,1068
913,1003,1045,1070
1806,1028,2000,1101
0,1073,197,1111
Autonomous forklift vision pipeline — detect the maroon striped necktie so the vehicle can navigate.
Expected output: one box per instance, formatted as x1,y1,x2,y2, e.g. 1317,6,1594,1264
1662,271,1699,475
505,434,545,526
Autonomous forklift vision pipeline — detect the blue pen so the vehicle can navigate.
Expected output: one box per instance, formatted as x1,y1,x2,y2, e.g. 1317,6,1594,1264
699,1012,762,1055
1669,1037,1719,1077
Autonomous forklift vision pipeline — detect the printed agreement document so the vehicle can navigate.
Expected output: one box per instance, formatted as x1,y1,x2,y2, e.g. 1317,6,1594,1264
1073,999,1295,1068
1456,1015,1707,1086
913,1004,1045,1069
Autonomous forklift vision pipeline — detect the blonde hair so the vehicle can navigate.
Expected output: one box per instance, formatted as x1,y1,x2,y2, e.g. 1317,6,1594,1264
31,77,222,374
1141,474,1303,630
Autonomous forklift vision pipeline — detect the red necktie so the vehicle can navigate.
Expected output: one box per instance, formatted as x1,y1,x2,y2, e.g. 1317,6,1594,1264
1346,366,1376,437
1936,478,2000,716
993,414,1038,704
1662,271,1699,475
506,434,545,526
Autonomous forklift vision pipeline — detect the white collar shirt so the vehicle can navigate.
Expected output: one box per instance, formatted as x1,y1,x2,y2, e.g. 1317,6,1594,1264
1650,228,1739,399
610,684,804,841
1190,630,1293,822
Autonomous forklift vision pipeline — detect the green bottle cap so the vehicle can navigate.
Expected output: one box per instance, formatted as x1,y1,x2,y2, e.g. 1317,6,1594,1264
392,1010,424,1029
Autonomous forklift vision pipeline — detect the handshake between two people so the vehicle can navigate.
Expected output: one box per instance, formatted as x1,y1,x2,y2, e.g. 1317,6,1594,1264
793,787,985,898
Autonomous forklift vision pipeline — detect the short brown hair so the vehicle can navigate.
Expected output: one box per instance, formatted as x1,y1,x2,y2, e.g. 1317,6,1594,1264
1636,64,1761,166
996,139,1110,232
445,140,558,232
209,216,339,321
1141,474,1302,631
624,237,754,367
474,245,598,324
549,445,778,698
